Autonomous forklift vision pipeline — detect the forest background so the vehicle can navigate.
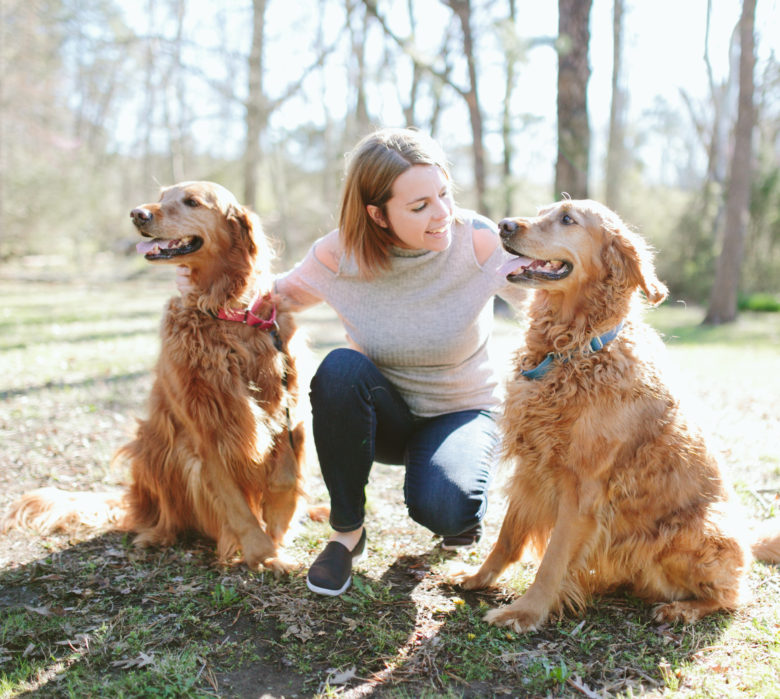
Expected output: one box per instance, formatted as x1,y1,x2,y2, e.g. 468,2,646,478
1,0,779,317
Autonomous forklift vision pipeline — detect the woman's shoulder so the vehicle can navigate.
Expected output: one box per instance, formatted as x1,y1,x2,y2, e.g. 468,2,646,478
312,228,343,273
457,209,499,266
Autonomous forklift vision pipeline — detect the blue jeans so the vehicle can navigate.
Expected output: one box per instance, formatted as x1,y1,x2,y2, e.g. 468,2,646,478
310,348,498,536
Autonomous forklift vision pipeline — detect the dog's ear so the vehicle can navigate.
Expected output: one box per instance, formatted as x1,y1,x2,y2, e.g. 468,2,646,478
604,222,668,306
227,205,259,260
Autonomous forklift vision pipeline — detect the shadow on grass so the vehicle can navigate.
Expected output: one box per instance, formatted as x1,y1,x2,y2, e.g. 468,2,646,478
0,370,151,401
0,308,162,334
0,527,738,698
1,327,159,353
0,531,310,698
445,585,734,696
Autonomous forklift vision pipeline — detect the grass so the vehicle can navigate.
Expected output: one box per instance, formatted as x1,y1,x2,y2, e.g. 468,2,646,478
1,276,779,698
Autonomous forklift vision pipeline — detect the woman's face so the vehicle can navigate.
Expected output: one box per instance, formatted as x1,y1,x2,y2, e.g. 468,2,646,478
367,164,454,252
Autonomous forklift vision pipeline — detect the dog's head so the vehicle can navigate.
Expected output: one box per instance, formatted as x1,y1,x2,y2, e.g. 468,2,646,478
130,181,271,303
498,199,667,309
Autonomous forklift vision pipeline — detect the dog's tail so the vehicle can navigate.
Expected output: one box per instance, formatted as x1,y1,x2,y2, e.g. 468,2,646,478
2,487,126,535
751,523,780,563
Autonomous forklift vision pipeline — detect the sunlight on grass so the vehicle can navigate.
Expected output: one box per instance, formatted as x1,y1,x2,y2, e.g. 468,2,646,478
0,280,167,394
650,303,780,347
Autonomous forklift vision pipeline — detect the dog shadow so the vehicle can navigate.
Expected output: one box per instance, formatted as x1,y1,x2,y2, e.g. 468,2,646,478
1,531,737,697
342,545,735,696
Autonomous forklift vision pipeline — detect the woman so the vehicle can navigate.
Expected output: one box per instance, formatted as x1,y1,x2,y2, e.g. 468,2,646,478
272,128,528,596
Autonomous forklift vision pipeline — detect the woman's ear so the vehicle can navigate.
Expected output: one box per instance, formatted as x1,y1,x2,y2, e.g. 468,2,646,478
366,204,388,228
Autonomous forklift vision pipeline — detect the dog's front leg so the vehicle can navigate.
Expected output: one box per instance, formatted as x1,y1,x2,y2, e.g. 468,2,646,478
262,428,303,546
200,457,295,575
458,505,534,590
485,481,597,632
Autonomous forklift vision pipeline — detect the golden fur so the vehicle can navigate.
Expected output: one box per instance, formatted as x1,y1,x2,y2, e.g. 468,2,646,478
460,199,780,631
4,182,309,573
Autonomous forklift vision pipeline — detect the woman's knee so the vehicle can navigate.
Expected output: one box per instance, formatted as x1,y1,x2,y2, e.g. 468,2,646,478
310,348,368,405
405,486,485,537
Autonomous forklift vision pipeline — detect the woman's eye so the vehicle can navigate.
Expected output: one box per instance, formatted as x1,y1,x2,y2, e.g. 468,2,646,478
184,198,199,207
412,203,427,212
561,214,575,225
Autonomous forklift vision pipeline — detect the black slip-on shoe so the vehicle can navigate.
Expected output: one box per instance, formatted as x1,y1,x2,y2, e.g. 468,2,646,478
441,524,482,551
306,529,367,596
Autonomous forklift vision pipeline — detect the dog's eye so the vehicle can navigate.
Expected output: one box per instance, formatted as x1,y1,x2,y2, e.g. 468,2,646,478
183,198,199,208
561,214,576,225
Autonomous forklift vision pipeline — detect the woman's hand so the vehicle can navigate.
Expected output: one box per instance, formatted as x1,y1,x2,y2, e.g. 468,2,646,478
175,265,195,295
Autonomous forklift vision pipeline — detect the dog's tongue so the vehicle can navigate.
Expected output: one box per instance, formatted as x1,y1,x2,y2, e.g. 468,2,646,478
498,255,534,276
136,239,160,255
136,238,181,255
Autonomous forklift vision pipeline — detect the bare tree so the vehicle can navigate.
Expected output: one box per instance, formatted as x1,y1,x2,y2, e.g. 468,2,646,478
244,0,267,210
555,0,592,199
704,0,757,325
500,0,518,217
363,0,488,214
445,0,487,213
401,0,421,126
604,0,627,212
350,1,372,135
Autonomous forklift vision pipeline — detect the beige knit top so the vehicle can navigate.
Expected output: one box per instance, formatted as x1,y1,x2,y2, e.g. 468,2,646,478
276,210,526,417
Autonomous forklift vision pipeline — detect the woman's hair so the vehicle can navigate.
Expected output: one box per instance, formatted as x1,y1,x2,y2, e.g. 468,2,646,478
339,127,452,277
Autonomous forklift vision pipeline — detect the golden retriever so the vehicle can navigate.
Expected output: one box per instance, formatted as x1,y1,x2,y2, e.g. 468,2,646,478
459,199,780,631
4,182,306,574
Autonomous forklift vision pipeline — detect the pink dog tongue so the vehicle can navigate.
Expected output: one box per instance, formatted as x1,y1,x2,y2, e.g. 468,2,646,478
499,255,534,276
136,239,160,255
136,238,181,255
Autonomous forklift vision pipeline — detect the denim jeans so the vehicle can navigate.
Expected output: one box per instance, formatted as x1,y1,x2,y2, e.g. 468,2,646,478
310,348,499,536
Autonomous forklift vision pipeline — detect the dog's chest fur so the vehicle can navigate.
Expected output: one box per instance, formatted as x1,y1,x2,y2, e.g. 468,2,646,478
501,318,728,526
158,300,296,420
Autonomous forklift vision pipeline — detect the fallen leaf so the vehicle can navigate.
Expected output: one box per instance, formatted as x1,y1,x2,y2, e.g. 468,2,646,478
327,666,357,685
24,605,52,617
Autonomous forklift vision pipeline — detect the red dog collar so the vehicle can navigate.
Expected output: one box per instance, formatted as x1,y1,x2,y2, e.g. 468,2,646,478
216,293,277,330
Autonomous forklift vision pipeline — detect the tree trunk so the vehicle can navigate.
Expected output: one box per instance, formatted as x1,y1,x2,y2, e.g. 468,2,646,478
402,0,420,126
604,0,626,212
501,0,518,217
703,0,756,325
244,0,267,210
347,0,371,136
555,0,592,200
447,0,487,215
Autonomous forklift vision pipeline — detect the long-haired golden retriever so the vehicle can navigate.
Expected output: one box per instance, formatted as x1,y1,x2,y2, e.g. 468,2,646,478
4,182,306,574
459,199,780,631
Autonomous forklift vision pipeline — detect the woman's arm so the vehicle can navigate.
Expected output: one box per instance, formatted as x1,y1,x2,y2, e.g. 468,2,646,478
274,229,342,312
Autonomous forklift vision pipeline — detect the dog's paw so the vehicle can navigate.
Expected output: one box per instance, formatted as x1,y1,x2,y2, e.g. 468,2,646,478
307,504,330,523
456,568,497,591
653,601,704,625
263,555,299,576
484,602,547,633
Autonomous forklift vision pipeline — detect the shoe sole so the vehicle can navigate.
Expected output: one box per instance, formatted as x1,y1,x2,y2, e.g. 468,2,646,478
306,551,364,597
441,543,475,551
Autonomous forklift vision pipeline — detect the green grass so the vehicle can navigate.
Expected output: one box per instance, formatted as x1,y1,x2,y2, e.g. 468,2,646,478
649,301,780,346
1,277,779,697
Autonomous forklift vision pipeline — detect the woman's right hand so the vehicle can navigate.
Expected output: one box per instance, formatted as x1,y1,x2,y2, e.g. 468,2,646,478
175,265,195,295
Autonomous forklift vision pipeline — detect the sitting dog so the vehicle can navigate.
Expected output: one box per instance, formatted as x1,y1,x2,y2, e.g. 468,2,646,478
459,199,780,631
5,182,308,574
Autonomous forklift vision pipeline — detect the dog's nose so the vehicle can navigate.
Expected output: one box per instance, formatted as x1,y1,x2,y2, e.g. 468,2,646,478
130,207,153,225
498,219,520,239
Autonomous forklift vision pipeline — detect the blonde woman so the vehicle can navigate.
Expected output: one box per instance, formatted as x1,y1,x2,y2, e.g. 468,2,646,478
272,128,528,595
